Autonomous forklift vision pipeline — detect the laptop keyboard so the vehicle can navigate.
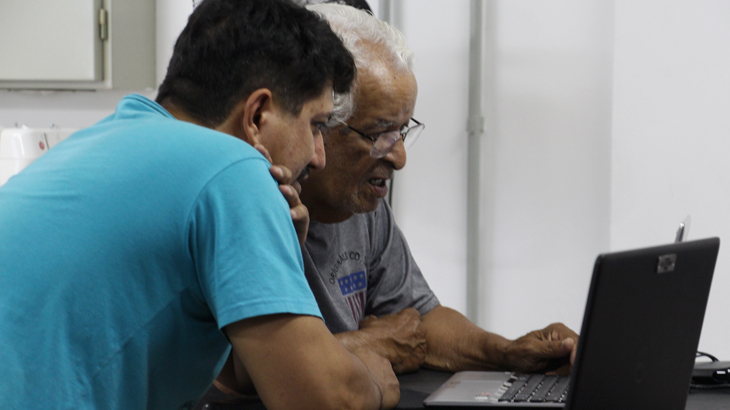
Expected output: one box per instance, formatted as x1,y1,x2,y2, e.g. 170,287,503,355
498,374,570,403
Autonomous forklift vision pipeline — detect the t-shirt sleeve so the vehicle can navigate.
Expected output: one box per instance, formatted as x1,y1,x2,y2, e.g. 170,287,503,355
188,158,322,329
365,201,440,317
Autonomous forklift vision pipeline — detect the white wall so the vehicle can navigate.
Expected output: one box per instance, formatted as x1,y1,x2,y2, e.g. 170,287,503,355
611,0,730,358
484,0,614,336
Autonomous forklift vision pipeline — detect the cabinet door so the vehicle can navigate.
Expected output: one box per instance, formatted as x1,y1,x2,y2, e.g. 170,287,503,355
0,0,103,82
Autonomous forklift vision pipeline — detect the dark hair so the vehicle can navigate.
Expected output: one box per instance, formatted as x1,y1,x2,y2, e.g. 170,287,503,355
156,0,356,127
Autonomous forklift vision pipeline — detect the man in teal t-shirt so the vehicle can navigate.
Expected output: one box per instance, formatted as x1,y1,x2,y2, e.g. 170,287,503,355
0,1,399,409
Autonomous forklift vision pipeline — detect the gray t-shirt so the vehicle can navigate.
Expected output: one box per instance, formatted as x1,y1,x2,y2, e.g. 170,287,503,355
303,200,440,334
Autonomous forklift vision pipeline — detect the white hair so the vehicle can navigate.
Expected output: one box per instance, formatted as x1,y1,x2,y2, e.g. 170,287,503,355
307,3,415,124
307,3,414,72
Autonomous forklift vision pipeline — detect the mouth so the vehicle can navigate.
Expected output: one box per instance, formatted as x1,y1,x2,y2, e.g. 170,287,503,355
296,167,310,183
366,176,390,198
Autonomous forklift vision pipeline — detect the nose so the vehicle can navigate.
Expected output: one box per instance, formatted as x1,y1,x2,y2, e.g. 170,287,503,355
310,134,326,171
382,139,407,170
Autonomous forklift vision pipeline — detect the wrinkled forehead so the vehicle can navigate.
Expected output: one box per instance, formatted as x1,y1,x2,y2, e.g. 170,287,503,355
351,62,418,125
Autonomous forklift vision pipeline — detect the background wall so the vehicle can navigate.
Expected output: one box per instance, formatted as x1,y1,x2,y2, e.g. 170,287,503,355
610,0,730,358
1,0,728,359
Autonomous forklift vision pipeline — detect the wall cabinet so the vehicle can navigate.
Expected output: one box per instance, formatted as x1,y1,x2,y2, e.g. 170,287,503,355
0,0,156,90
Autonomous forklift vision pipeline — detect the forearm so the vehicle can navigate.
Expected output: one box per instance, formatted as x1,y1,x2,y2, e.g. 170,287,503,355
227,314,396,410
421,305,510,372
335,330,370,352
335,330,393,362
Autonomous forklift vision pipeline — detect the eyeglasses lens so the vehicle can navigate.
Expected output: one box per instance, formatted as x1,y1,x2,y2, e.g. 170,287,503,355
367,120,425,159
404,124,424,150
370,130,401,159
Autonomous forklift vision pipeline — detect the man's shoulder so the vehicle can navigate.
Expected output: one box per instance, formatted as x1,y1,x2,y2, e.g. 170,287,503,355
48,96,271,208
84,96,266,175
104,94,259,154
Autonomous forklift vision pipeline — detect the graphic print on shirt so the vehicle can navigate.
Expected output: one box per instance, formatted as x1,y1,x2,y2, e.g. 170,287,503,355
338,270,367,323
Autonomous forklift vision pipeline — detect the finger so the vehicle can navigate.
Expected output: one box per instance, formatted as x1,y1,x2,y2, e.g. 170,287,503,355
412,314,426,338
270,165,293,185
291,203,309,247
292,180,302,195
414,321,427,339
279,185,301,209
547,322,579,340
570,341,578,366
416,341,428,361
561,337,575,353
534,338,574,359
253,143,272,163
269,165,285,183
290,203,309,223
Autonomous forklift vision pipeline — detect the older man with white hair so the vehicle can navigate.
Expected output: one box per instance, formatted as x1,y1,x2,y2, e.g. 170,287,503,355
296,2,580,376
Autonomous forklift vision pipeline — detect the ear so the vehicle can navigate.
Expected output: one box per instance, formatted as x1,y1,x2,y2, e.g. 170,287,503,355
243,88,277,146
218,88,275,146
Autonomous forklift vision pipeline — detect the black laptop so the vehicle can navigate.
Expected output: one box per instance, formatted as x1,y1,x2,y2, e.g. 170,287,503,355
424,237,720,409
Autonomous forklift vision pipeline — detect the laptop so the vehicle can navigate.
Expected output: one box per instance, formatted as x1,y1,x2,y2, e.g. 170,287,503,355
424,237,720,409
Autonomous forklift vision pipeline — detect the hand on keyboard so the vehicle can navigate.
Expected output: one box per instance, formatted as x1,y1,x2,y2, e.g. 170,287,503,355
500,322,578,375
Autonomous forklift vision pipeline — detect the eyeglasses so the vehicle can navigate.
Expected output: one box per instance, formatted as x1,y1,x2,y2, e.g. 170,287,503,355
340,118,425,159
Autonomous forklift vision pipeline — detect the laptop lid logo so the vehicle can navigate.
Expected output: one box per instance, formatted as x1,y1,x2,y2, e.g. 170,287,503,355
657,254,677,274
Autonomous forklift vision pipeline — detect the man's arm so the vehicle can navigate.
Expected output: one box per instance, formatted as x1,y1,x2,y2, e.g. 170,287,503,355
420,305,578,374
225,313,400,410
332,305,577,375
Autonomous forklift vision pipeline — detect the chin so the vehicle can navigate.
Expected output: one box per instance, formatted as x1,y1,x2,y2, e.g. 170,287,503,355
350,198,381,215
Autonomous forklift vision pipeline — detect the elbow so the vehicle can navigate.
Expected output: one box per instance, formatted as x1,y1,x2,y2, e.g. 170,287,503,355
306,374,386,410
323,385,382,410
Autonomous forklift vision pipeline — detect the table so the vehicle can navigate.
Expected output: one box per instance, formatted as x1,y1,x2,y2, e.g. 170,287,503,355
196,369,730,410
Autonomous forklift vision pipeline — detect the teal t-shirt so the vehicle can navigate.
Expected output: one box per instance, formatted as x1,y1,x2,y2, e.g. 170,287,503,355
0,94,321,409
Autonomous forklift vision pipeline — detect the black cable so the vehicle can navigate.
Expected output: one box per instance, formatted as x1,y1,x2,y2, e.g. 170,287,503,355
696,351,720,362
